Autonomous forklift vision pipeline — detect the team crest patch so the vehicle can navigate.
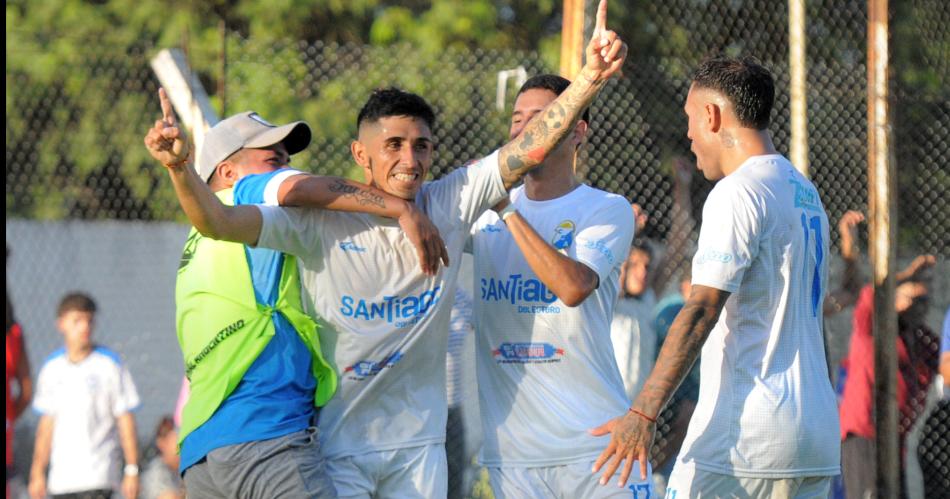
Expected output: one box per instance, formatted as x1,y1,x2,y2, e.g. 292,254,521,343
551,220,576,250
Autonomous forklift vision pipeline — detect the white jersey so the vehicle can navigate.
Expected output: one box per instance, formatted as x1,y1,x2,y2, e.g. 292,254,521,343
257,151,507,459
679,154,839,478
471,184,634,467
33,347,140,494
610,289,658,403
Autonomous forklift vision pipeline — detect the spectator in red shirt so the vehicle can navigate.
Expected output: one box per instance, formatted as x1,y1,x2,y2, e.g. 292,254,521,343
7,246,34,498
839,255,939,499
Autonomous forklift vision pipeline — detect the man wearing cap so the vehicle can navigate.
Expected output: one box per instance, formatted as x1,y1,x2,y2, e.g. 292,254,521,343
145,17,626,496
145,91,448,498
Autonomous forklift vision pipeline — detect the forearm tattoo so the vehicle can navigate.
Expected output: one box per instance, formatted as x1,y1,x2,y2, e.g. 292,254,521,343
329,179,386,208
635,301,719,414
498,71,607,184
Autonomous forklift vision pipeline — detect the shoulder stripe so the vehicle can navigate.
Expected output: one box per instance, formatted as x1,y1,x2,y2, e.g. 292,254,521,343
93,345,123,366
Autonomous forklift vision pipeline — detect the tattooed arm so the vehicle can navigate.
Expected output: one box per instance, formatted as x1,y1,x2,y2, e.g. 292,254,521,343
590,284,729,486
280,175,449,274
497,0,627,190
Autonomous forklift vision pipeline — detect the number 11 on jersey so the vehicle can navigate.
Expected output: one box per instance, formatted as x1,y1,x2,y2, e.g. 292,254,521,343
800,213,824,317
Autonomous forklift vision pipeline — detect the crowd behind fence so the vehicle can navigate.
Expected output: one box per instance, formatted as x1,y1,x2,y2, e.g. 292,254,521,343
6,0,948,497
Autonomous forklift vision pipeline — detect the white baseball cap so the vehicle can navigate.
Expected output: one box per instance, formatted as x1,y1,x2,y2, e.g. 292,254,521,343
196,111,311,182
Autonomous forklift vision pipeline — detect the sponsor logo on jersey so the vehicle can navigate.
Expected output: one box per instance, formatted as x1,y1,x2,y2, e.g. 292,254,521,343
344,351,403,379
789,178,822,212
480,274,557,306
480,224,503,233
340,286,441,328
492,342,564,364
339,241,367,253
551,220,576,250
580,238,616,264
697,248,734,265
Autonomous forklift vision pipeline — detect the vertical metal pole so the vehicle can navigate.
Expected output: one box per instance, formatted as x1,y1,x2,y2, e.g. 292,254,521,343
560,0,585,79
788,0,809,176
868,0,899,497
219,19,227,117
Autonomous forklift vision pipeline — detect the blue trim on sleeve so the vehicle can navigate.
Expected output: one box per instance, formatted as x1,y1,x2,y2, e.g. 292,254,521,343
92,345,123,366
40,347,66,369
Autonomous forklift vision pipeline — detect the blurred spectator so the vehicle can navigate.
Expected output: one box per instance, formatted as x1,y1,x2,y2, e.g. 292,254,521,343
838,256,939,499
610,238,659,403
7,246,33,499
28,292,141,499
172,378,188,429
445,287,474,499
823,211,865,317
611,157,695,404
140,417,184,499
914,306,950,497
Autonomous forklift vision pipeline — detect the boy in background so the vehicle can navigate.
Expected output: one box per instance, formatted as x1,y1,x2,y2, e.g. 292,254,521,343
29,292,140,499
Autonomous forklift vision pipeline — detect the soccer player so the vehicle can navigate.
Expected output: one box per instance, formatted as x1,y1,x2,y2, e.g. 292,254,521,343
469,69,651,497
146,98,449,497
592,56,841,497
145,9,627,495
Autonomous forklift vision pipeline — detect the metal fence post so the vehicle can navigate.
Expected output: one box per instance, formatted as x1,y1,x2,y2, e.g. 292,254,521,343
868,0,900,496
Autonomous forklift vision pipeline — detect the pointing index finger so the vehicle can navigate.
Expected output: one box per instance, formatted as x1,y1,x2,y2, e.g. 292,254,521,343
159,88,175,125
595,0,608,36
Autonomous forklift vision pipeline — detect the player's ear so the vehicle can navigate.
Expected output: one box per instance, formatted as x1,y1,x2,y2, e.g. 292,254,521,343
217,162,239,185
704,102,722,133
572,120,589,148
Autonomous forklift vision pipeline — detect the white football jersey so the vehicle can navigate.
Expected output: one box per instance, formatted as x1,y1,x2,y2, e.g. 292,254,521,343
471,184,634,466
675,154,840,478
33,347,140,494
256,152,507,459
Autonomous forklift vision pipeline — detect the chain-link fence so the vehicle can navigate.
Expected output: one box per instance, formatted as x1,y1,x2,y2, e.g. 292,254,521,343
6,0,949,497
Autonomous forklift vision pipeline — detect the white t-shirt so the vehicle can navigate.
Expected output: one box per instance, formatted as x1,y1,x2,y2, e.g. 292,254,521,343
610,289,658,403
256,151,507,459
446,287,474,408
471,184,634,467
677,154,839,478
33,347,140,494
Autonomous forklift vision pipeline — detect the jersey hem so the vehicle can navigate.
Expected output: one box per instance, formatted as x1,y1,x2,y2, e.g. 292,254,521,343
692,460,840,478
322,436,446,461
478,450,603,468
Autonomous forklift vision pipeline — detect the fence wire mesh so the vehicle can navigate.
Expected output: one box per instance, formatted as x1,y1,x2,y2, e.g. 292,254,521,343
5,0,949,497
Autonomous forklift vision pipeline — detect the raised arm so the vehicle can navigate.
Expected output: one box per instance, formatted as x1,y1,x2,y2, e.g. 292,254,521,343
497,0,627,189
591,285,729,486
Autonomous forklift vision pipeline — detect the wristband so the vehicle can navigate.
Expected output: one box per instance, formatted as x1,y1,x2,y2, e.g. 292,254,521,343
497,203,517,222
123,464,139,476
628,407,657,423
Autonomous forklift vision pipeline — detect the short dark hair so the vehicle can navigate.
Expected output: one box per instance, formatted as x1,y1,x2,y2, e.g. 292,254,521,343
630,238,653,260
691,56,775,130
356,87,436,131
57,292,97,317
517,74,590,123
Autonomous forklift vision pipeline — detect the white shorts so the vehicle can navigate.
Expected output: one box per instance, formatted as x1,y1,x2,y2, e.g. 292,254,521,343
489,458,654,499
667,462,832,498
325,443,447,499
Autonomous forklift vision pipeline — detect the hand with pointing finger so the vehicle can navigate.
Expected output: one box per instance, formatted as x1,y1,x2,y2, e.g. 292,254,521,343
143,87,192,170
584,0,628,80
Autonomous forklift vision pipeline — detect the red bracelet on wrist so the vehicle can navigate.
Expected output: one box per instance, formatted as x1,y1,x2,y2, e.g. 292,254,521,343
628,407,657,423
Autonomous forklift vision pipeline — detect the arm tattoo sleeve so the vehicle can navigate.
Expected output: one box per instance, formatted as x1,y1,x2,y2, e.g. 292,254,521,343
498,69,607,188
329,179,386,208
